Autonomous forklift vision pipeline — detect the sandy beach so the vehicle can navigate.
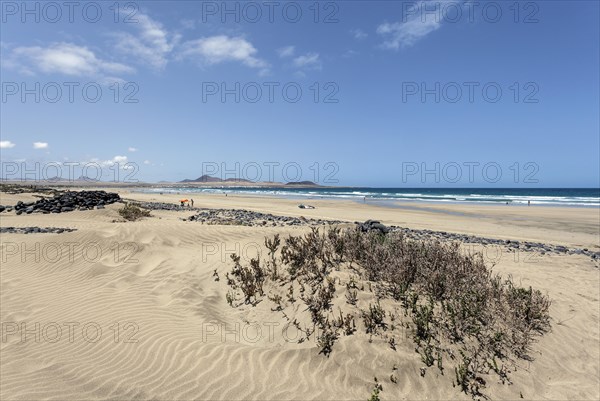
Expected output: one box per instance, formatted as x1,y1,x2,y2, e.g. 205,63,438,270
1,188,599,400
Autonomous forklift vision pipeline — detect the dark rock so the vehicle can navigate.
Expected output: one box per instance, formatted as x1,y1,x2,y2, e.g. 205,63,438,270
11,190,120,215
0,226,76,234
357,220,390,234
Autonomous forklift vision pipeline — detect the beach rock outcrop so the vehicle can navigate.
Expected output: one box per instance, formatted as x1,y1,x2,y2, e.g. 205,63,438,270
357,220,390,234
389,226,599,263
187,209,344,227
0,226,77,234
126,201,197,211
12,190,120,214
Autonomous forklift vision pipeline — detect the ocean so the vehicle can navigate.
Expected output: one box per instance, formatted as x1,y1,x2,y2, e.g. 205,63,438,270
141,187,600,207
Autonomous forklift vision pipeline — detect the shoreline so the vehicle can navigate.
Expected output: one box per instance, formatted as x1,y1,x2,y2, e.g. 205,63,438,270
116,190,600,249
131,187,600,208
129,188,600,210
1,187,599,400
3,182,598,207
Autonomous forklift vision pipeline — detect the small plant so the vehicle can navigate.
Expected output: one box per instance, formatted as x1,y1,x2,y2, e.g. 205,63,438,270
363,301,387,334
213,269,220,281
287,284,295,303
317,322,339,357
268,293,283,311
346,289,358,305
420,343,435,367
303,278,336,325
228,254,266,305
265,234,281,280
412,298,434,345
334,311,356,335
455,358,469,392
367,378,383,401
118,203,151,221
226,290,236,307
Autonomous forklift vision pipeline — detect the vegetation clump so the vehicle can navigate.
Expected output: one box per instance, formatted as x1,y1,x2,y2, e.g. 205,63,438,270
118,203,152,221
224,227,551,398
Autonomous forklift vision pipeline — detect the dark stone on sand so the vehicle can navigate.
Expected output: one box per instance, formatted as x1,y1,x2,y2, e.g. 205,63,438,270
11,190,120,215
357,220,390,234
0,226,77,234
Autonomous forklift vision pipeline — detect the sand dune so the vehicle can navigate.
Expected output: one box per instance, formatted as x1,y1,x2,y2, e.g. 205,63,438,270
1,191,598,400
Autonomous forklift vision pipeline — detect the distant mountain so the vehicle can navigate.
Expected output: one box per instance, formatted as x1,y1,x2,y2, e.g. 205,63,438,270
38,176,100,182
286,181,319,186
179,175,252,183
77,176,100,181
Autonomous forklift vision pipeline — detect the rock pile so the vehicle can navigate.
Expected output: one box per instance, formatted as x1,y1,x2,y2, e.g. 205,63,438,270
390,226,599,261
11,191,120,215
0,226,77,234
186,209,344,227
124,201,199,212
356,219,391,234
353,220,599,262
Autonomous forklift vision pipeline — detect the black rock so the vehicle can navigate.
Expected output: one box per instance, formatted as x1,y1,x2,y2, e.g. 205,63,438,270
357,220,390,234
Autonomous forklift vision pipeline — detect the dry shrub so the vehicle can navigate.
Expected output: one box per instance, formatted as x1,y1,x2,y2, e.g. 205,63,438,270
224,227,551,397
118,203,151,221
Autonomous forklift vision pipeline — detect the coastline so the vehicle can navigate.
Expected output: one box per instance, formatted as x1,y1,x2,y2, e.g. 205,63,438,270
122,190,599,248
1,186,599,400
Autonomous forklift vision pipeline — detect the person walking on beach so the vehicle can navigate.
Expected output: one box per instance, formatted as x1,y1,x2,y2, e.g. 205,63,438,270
190,199,194,208
528,200,531,206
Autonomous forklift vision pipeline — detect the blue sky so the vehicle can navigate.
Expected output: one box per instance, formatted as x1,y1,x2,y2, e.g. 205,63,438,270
1,0,598,187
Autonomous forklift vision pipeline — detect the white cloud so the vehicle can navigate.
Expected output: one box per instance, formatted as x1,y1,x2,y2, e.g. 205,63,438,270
128,147,138,152
112,155,128,164
351,29,368,40
8,43,134,77
33,142,48,149
0,141,16,149
179,36,268,71
90,155,128,167
112,11,180,69
143,160,151,165
377,1,442,49
293,53,321,70
278,45,295,58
